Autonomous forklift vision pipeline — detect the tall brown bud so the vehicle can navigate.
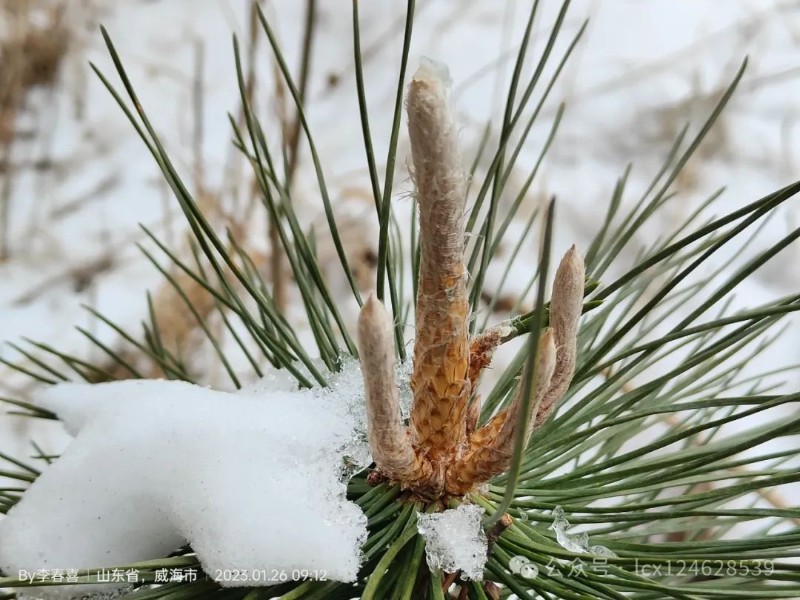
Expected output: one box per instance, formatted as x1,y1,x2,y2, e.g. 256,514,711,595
358,294,418,481
407,61,470,459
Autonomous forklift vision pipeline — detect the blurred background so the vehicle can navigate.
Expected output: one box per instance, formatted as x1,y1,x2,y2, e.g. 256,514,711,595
2,0,800,466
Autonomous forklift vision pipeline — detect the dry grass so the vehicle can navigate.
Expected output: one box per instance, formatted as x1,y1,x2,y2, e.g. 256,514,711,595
0,0,71,261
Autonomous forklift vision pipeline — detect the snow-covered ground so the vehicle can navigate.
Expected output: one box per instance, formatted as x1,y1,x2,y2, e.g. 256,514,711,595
2,0,800,500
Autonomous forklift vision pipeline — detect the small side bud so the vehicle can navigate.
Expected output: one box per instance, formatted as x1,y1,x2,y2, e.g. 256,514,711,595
358,294,417,481
467,324,515,388
533,246,584,429
494,329,558,449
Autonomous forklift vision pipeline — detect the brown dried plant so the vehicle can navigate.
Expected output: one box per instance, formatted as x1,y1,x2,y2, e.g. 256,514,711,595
357,63,585,501
0,0,70,261
0,1,69,146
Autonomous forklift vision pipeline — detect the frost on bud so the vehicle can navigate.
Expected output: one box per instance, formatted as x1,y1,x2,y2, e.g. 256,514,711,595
445,330,557,495
358,294,418,482
407,61,470,459
532,246,584,429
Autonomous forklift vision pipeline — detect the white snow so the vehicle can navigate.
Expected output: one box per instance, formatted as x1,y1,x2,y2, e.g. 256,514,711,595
417,57,453,89
416,504,488,581
550,506,616,557
0,359,373,589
